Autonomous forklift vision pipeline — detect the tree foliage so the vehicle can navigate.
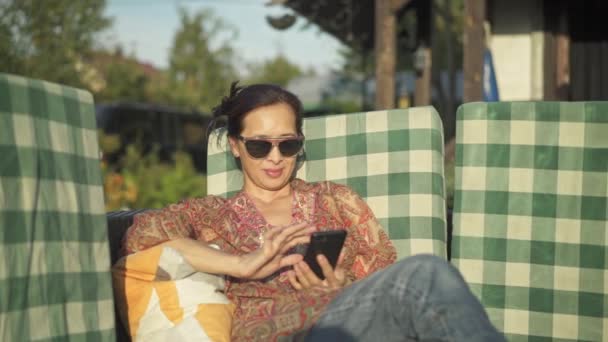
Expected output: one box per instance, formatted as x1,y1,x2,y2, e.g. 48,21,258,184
91,49,153,103
432,0,464,69
102,142,206,210
0,0,111,87
166,8,237,112
0,2,309,112
246,54,303,87
337,1,463,74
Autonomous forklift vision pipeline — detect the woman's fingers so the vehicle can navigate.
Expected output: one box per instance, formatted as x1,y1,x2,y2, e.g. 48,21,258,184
260,225,284,245
294,262,313,288
334,267,347,286
317,254,348,289
317,254,339,288
266,222,308,241
274,225,314,247
297,261,323,286
240,224,312,279
252,223,314,277
287,270,303,290
263,223,312,250
265,226,313,257
260,224,290,248
289,256,346,291
337,248,346,266
278,235,310,255
279,253,303,268
283,221,313,234
278,228,313,247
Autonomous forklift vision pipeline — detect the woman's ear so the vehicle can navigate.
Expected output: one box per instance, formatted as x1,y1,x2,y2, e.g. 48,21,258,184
228,136,240,158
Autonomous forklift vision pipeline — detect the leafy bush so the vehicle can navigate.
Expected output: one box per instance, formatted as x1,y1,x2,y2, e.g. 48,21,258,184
101,135,206,210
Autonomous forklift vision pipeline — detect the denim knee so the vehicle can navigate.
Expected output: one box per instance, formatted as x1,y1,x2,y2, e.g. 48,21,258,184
389,254,465,295
402,254,448,268
394,254,454,279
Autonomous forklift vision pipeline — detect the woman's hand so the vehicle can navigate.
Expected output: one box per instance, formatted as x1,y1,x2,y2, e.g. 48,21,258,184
236,222,314,279
287,251,349,291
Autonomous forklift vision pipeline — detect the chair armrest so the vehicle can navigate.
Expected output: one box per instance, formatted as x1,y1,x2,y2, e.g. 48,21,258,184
107,209,150,267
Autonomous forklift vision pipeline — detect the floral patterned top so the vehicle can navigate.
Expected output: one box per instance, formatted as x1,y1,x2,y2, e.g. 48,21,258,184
123,179,397,341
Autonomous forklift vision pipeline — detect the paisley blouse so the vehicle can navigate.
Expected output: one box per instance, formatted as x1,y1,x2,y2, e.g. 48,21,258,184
123,179,397,341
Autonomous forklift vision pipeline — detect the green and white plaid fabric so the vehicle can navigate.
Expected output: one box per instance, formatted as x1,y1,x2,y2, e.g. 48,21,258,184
0,73,116,341
451,102,608,341
207,107,447,259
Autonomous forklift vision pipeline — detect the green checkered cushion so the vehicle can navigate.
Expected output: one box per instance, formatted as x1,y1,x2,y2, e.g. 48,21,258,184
451,102,608,341
0,73,116,341
207,107,447,259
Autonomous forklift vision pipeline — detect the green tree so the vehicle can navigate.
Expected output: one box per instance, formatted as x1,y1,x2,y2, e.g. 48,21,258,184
0,0,111,88
93,48,152,103
246,54,303,87
101,140,207,210
166,8,237,112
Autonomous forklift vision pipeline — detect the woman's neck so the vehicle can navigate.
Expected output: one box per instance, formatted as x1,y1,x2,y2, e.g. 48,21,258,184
243,183,292,204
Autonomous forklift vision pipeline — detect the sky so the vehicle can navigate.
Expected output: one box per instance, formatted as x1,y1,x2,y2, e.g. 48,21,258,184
104,0,346,74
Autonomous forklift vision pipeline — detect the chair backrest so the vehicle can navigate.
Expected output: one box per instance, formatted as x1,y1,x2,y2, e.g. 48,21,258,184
207,107,447,260
451,101,608,341
0,73,116,340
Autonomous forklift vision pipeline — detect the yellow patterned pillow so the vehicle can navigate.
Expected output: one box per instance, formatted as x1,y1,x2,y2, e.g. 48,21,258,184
112,245,235,341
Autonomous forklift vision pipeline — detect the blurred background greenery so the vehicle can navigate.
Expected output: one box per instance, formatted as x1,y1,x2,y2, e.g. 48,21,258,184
1,0,461,210
100,135,206,211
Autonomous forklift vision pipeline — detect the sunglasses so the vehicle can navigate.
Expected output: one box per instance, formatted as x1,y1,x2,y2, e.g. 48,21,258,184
238,135,304,159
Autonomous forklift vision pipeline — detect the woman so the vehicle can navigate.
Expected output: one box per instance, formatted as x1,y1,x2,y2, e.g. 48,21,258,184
123,83,504,341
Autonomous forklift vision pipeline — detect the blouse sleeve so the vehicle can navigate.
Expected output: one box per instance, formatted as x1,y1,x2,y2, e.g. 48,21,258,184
122,196,226,255
330,183,397,280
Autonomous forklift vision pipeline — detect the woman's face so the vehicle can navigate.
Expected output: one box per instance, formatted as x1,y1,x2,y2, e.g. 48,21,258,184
229,102,300,194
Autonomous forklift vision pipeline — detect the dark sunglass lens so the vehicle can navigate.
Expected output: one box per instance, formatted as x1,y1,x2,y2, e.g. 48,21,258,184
245,140,272,158
279,139,303,157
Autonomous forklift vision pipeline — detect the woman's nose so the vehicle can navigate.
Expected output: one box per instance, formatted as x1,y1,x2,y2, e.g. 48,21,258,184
267,144,282,162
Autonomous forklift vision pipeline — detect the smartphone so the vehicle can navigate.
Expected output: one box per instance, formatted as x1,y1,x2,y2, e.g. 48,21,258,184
302,230,347,280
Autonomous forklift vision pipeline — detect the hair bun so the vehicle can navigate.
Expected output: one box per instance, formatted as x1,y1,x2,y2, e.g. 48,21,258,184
212,80,242,118
207,81,242,145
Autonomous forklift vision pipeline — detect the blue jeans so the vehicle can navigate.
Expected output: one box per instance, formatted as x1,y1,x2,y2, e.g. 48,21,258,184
306,255,505,342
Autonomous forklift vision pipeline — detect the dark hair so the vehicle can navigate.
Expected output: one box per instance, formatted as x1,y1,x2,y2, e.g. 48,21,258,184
208,81,303,144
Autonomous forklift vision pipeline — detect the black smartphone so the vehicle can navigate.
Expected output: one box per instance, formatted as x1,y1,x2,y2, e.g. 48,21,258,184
302,230,347,280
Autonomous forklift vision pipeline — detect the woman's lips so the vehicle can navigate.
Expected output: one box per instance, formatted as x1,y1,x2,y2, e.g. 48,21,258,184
264,168,283,178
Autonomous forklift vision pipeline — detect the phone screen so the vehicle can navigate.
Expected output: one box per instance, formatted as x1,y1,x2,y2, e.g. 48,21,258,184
302,230,347,280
